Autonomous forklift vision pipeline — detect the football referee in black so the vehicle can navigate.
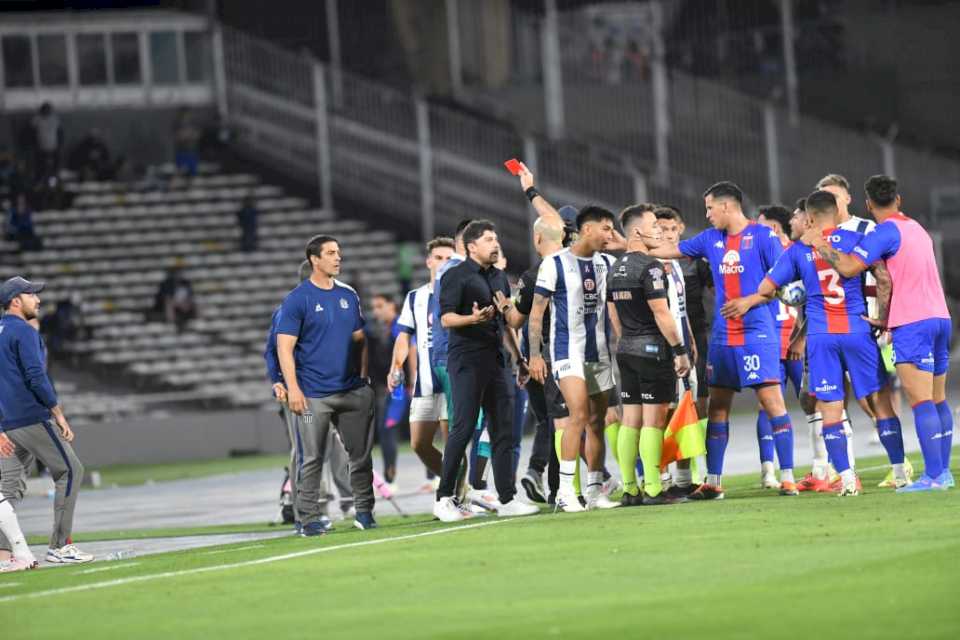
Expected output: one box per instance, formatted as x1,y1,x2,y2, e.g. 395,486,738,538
433,220,539,521
607,206,691,506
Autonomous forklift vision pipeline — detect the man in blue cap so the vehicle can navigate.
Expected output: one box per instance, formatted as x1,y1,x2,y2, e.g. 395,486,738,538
0,277,93,564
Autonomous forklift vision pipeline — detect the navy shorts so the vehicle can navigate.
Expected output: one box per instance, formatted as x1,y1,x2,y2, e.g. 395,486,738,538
706,342,780,391
807,332,886,401
780,358,804,398
891,318,951,376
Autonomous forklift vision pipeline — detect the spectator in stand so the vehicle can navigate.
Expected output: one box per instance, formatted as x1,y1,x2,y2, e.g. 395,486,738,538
153,267,196,333
172,107,200,177
68,129,112,182
40,294,89,357
236,196,259,253
31,103,62,182
5,194,42,252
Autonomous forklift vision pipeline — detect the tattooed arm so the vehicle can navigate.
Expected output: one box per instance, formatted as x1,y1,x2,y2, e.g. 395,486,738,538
869,261,892,328
802,231,868,279
527,293,550,383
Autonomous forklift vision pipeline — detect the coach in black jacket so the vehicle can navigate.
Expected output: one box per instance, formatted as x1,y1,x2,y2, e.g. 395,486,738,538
433,220,538,521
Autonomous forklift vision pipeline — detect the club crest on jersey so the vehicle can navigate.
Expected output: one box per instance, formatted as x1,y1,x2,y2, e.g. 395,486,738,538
583,278,596,291
720,249,744,274
742,235,753,250
339,298,349,309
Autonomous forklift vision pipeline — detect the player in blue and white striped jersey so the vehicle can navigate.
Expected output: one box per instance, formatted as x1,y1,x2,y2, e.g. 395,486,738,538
389,237,456,483
522,172,619,512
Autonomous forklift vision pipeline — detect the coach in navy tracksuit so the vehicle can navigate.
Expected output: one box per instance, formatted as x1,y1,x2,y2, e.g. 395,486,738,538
0,277,92,563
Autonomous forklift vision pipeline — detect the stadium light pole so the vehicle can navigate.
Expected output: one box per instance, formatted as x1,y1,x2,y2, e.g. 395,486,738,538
416,97,435,243
650,0,670,185
523,135,539,266
780,0,799,126
542,0,565,140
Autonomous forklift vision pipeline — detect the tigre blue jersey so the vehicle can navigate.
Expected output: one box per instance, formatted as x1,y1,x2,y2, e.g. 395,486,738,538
765,228,870,335
678,223,782,346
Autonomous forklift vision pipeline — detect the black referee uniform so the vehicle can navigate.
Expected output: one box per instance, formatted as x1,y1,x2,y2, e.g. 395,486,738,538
437,257,516,504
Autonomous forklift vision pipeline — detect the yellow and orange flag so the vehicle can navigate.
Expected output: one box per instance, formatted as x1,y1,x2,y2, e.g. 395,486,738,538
660,381,706,466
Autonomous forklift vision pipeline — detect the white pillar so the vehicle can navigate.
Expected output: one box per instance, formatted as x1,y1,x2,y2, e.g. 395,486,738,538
523,135,539,266
763,103,781,203
211,24,229,118
326,0,343,108
880,139,896,177
416,97,435,243
651,1,670,185
445,0,463,99
780,0,799,125
313,62,333,211
541,0,565,140
633,170,649,204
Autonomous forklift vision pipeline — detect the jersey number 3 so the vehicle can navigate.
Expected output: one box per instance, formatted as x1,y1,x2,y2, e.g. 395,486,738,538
817,268,845,305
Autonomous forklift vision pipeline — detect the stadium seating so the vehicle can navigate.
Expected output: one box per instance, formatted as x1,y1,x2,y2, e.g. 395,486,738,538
13,163,425,423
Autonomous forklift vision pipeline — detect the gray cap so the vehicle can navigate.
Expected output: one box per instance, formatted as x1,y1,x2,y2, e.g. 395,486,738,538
0,277,44,306
557,205,579,226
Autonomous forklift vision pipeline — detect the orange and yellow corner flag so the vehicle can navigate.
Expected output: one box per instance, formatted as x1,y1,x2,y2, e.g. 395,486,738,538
660,387,706,466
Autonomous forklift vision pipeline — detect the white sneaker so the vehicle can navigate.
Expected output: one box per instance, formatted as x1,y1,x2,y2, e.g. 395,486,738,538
761,464,779,489
0,557,38,573
468,488,501,510
433,497,465,523
46,544,94,564
555,489,586,513
585,486,621,510
601,476,622,497
496,499,539,517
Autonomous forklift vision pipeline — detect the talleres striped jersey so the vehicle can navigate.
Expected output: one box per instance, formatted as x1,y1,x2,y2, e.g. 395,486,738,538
770,237,798,359
660,258,689,347
397,283,440,397
765,228,870,335
839,214,877,319
678,223,783,346
535,248,614,364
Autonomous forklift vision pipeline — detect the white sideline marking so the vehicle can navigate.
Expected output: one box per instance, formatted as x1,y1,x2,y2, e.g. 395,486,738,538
0,583,21,589
79,563,142,575
201,544,265,556
0,519,513,604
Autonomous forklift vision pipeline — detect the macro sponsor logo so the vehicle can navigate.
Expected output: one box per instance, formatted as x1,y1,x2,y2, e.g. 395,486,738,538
719,249,744,275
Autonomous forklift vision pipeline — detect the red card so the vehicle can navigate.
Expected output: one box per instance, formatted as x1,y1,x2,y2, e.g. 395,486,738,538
504,158,522,175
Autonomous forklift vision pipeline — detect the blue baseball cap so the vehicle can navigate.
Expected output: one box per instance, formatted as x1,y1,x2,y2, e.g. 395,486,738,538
0,277,44,306
557,205,579,227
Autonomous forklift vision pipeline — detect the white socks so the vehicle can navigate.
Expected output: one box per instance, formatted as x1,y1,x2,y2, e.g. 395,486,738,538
808,412,828,478
0,499,35,563
842,410,856,471
559,460,577,493
780,468,795,483
675,467,692,487
707,473,722,487
586,471,603,493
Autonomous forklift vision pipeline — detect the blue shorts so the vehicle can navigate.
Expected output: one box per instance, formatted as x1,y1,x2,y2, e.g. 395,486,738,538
891,318,951,376
807,333,885,401
707,342,780,391
780,359,803,398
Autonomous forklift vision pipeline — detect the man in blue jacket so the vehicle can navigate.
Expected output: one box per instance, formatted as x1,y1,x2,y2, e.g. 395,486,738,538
0,277,92,563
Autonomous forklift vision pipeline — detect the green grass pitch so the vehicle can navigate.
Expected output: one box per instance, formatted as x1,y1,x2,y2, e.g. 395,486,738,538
3,451,958,639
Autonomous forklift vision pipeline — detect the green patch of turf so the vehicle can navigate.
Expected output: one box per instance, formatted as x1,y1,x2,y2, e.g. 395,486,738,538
5,452,958,639
88,453,288,488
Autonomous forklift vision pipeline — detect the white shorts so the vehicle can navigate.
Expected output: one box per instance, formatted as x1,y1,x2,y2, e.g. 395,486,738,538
552,359,615,396
409,393,447,423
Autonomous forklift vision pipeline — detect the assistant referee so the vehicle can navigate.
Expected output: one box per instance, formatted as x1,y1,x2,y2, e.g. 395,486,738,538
433,220,539,521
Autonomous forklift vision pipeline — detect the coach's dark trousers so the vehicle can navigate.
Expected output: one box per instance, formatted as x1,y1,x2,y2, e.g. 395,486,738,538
524,379,560,495
439,350,516,503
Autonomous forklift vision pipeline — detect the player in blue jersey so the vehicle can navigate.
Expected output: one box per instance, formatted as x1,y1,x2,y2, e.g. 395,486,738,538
651,181,796,499
723,190,906,494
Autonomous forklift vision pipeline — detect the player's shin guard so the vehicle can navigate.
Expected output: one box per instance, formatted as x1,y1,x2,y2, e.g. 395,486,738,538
936,401,953,471
605,422,621,465
705,421,729,486
771,415,794,481
639,428,664,497
555,430,581,495
616,425,641,496
756,411,775,465
822,423,851,473
913,401,944,479
876,417,906,465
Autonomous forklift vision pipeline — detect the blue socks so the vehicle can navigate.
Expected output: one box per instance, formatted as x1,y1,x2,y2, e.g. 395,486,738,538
756,411,775,464
822,422,850,473
936,401,953,472
770,414,794,470
875,416,905,465
706,421,729,476
913,401,944,479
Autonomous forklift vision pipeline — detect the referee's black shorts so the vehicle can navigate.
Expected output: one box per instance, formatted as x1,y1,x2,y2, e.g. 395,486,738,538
617,353,676,405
